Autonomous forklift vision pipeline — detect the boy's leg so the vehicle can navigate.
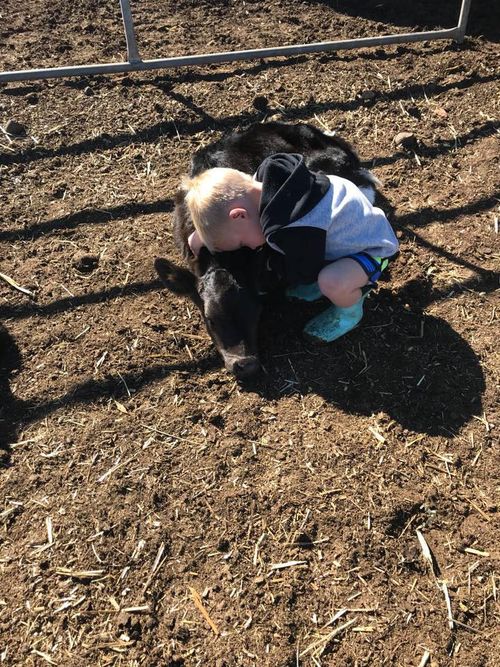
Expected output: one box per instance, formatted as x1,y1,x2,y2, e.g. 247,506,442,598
317,258,370,308
304,258,370,343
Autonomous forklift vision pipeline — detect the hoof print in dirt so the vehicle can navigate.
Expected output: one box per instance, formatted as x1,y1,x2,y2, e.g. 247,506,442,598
295,532,314,549
252,95,269,111
4,119,27,137
115,611,142,641
72,252,99,274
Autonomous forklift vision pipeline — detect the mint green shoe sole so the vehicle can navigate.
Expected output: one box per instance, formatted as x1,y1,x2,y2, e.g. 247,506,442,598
303,297,366,343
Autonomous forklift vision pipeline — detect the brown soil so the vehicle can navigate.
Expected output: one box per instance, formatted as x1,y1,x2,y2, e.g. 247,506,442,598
1,1,499,666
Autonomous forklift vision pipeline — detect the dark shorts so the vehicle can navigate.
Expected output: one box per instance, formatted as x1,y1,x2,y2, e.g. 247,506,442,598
344,251,393,286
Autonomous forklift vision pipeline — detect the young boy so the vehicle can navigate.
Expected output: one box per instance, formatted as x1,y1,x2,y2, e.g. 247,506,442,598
185,153,399,343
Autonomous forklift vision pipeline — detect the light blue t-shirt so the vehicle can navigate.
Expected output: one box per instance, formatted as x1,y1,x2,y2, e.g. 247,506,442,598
283,175,399,261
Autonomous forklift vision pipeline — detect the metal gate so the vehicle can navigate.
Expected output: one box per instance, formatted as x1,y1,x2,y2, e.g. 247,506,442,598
0,0,472,83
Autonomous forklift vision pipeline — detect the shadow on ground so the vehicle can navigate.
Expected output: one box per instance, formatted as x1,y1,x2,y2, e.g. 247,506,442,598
0,340,221,463
253,281,486,436
0,269,488,452
0,323,25,465
0,279,162,321
315,0,500,42
1,68,496,169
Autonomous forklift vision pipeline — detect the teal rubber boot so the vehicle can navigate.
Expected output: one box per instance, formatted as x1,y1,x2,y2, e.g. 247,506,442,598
286,282,323,302
304,293,368,343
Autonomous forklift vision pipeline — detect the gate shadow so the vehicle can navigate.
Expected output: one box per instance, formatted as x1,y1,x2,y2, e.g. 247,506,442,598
0,343,221,462
0,279,163,321
1,70,496,169
0,198,174,244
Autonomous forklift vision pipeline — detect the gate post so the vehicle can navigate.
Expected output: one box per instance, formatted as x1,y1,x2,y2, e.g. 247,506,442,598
455,0,472,42
119,0,141,64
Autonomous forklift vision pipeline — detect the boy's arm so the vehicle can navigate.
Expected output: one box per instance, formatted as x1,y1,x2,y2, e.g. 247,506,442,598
188,230,205,256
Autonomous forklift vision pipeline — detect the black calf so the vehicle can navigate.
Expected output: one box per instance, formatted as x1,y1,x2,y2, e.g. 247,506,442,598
155,122,378,379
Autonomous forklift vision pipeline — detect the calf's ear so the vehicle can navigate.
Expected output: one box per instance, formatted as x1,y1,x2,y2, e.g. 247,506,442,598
154,258,201,307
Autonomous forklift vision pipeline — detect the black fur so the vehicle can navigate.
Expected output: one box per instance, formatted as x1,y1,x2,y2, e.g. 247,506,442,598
191,121,369,187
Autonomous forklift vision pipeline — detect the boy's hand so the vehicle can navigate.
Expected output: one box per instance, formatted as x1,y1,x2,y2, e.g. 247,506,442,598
188,230,205,256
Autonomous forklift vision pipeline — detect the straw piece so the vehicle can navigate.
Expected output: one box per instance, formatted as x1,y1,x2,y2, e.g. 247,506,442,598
31,650,57,665
464,547,490,557
189,586,219,635
143,542,167,592
0,271,35,297
321,608,347,628
299,618,356,658
55,568,105,579
416,530,440,577
417,650,431,667
368,426,385,443
270,560,308,571
441,581,454,630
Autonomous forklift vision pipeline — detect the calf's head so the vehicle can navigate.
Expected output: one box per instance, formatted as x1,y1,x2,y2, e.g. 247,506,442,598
154,248,262,380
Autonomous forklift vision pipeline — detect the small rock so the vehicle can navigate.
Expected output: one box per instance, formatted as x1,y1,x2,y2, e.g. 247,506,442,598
5,119,27,137
359,90,376,102
83,86,94,96
72,253,99,273
393,131,417,150
432,106,448,118
26,93,38,105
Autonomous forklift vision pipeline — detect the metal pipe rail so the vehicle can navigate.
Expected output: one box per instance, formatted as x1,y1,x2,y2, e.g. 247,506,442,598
0,0,472,83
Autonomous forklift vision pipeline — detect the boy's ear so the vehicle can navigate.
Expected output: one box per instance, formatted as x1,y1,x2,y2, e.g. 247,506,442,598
228,207,247,220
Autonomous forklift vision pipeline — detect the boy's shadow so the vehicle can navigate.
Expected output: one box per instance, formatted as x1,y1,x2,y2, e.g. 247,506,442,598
0,324,25,465
255,282,485,436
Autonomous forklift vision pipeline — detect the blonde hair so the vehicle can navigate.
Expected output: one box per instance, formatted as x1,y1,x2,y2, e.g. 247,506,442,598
183,168,253,249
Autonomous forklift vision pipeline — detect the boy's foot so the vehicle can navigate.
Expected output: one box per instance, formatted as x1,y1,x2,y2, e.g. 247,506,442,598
286,282,323,302
303,295,367,343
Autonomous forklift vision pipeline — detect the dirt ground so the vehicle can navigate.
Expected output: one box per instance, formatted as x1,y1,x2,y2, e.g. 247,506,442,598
1,1,499,665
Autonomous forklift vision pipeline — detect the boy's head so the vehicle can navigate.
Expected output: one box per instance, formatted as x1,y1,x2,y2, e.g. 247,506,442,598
184,168,264,252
